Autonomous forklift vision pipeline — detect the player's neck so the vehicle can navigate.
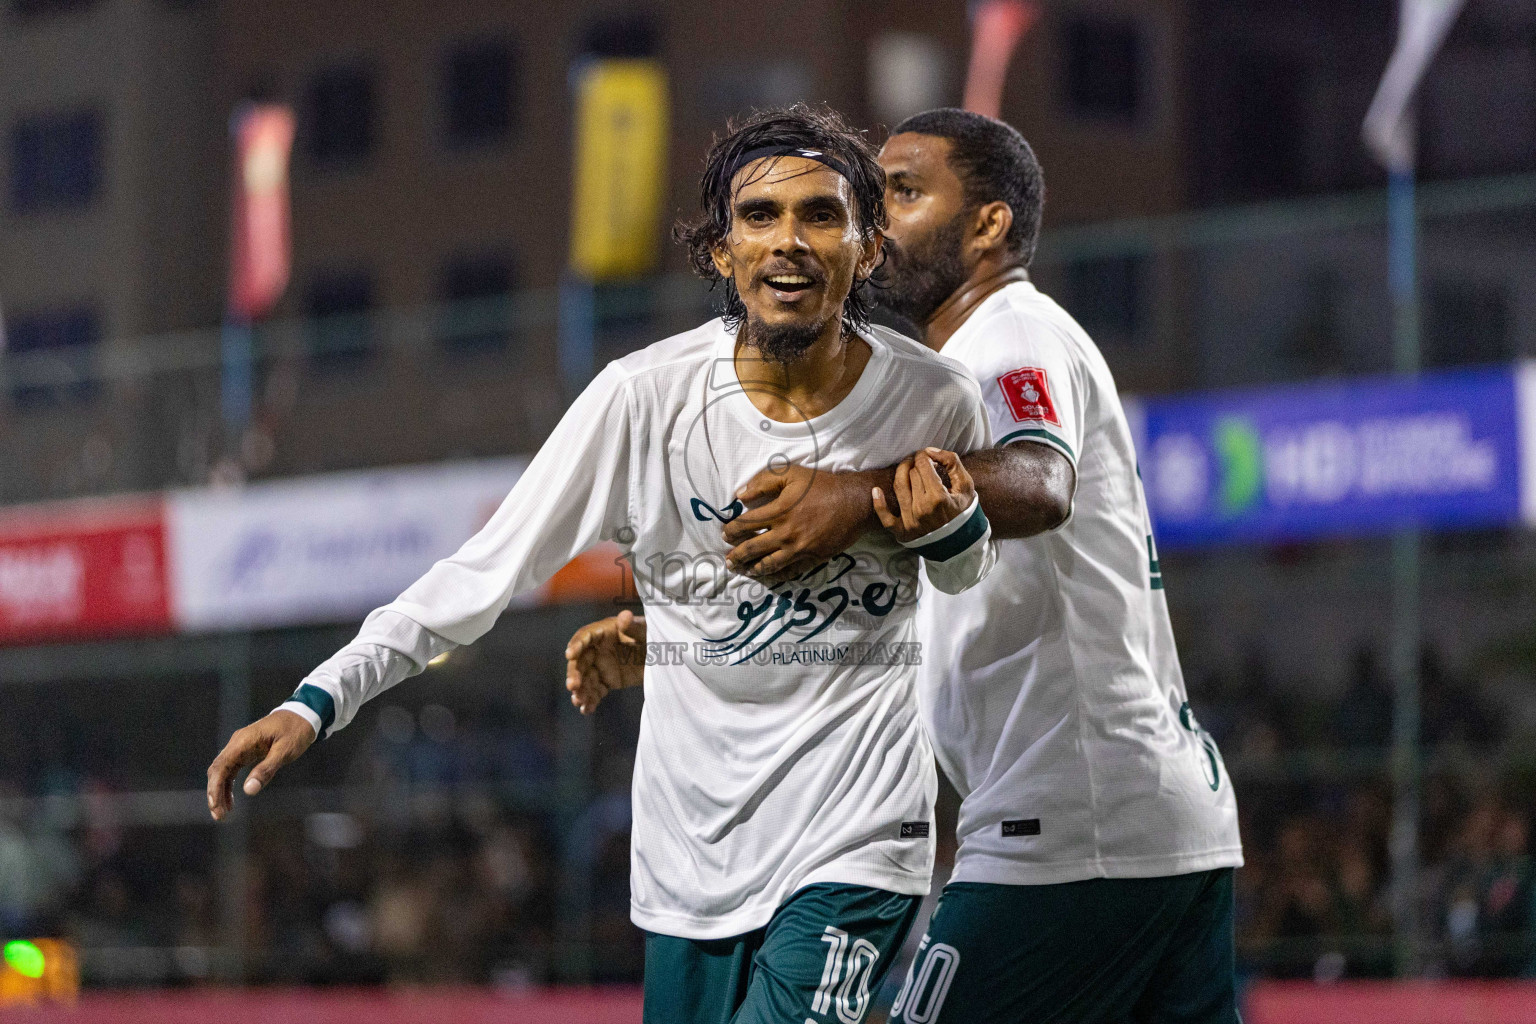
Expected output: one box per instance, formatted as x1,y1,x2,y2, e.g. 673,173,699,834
735,318,871,421
923,263,1030,351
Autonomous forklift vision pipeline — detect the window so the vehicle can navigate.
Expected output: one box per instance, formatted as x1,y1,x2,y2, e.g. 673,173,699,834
1066,255,1144,344
439,253,515,353
1225,52,1303,197
307,271,374,365
304,65,376,166
1424,278,1509,368
9,110,101,213
1061,16,1143,124
443,39,516,147
703,62,812,123
580,13,659,59
5,305,99,404
6,305,97,354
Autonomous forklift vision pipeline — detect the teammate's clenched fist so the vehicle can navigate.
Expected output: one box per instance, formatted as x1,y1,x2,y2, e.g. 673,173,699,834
873,447,976,543
206,709,316,820
565,609,647,715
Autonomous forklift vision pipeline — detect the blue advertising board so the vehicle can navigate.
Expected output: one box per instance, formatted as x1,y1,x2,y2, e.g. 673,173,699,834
1134,366,1529,550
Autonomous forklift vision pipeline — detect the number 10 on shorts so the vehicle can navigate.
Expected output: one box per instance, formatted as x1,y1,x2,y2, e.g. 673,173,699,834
811,925,879,1024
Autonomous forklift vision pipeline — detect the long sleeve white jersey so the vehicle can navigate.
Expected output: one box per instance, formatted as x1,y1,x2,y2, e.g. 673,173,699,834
917,280,1243,886
279,319,995,939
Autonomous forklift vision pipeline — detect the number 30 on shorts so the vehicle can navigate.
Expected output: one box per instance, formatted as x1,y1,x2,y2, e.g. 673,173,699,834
889,935,960,1024
811,925,880,1024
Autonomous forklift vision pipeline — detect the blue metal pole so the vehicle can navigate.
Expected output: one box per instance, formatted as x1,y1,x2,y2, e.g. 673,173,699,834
1388,168,1420,374
559,273,596,397
220,316,254,438
1386,165,1423,977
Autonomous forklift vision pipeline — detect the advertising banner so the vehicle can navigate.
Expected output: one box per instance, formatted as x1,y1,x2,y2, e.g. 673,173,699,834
1521,362,1536,529
227,103,296,322
0,497,170,644
568,59,669,281
962,1,1039,118
6,358,1536,645
1137,365,1528,549
167,460,526,633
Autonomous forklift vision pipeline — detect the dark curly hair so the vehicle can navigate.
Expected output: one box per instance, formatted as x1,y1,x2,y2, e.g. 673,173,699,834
675,104,887,334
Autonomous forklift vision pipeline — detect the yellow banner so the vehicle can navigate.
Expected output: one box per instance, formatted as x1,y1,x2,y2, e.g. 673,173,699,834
569,59,670,281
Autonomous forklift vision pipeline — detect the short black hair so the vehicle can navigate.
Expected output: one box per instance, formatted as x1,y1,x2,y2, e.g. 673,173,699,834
675,104,887,334
891,108,1044,266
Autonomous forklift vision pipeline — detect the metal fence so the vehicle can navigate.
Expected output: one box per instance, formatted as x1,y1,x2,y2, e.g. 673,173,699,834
4,172,1534,508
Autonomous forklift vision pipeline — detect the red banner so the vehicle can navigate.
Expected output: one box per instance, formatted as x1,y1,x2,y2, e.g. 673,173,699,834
0,497,171,645
963,0,1039,118
228,103,295,322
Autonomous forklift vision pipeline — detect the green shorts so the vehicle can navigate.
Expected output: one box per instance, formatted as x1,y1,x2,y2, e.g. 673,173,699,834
889,868,1240,1024
643,882,922,1024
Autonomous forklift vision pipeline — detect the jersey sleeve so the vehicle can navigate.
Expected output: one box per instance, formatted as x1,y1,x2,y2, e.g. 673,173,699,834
905,372,997,595
903,493,996,595
278,363,636,738
965,312,1084,468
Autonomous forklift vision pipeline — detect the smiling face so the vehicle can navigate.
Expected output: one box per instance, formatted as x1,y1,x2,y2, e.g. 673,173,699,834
877,132,975,325
711,155,880,362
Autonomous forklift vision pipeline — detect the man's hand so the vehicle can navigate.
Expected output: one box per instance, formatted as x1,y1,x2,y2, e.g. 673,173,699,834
722,464,877,587
206,710,316,821
565,609,647,715
873,448,976,543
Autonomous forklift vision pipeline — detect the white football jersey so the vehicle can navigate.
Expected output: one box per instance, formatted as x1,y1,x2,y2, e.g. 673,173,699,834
282,319,996,939
917,280,1243,885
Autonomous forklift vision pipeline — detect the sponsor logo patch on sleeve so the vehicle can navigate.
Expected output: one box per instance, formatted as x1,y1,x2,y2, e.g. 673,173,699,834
996,366,1060,425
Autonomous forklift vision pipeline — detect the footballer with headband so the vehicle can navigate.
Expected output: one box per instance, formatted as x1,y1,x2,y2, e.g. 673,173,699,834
209,106,998,1024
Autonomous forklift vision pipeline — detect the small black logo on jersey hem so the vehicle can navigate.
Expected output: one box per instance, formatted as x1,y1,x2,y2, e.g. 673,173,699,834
900,821,930,839
1001,819,1041,837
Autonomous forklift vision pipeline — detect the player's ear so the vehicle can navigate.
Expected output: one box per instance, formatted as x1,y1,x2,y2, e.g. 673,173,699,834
710,241,734,282
856,230,884,281
972,200,1014,254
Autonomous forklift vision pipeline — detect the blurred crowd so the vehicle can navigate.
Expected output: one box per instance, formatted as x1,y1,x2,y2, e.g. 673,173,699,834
0,644,1533,986
1199,644,1536,980
1233,777,1534,980
0,699,642,987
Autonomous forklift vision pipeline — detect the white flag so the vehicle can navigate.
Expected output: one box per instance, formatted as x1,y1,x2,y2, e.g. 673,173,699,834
1362,0,1466,172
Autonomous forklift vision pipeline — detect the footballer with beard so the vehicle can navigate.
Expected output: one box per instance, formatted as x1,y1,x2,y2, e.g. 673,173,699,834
209,106,1001,1024
569,109,1243,1024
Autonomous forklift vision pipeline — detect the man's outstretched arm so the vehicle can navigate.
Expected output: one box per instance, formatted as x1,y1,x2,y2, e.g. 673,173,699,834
207,362,638,819
723,441,1073,585
207,709,316,820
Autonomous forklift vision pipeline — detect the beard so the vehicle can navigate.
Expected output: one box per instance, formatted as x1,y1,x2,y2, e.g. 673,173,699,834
743,311,831,365
876,213,970,325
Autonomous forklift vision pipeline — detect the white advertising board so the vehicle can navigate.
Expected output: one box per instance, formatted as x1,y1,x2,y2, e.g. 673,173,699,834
166,458,525,632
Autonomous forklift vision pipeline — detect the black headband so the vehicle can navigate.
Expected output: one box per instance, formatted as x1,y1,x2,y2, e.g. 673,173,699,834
725,145,854,187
